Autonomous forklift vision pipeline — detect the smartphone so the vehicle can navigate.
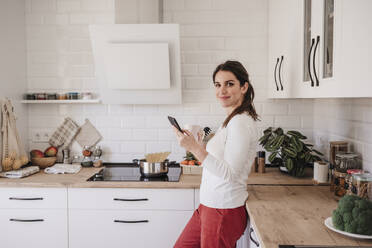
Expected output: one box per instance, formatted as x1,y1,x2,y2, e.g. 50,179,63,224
167,116,183,133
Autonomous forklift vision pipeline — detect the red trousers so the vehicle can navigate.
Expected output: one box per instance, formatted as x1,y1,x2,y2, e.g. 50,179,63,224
174,204,247,248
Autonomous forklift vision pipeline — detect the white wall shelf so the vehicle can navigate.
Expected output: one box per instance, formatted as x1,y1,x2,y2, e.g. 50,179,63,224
21,100,101,104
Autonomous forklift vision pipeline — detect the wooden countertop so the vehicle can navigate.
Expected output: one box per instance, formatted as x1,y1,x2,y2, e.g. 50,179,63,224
0,167,202,188
246,185,372,248
0,167,317,188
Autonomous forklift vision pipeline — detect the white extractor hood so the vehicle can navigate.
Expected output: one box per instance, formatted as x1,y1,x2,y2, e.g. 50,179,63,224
89,24,182,104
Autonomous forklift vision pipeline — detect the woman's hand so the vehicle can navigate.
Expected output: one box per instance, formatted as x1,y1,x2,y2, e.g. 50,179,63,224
173,127,208,162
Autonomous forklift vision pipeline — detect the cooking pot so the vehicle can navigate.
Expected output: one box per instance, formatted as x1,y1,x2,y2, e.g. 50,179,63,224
134,159,171,177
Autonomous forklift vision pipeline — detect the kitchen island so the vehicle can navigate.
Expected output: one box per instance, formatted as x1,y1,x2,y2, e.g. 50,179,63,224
246,185,372,248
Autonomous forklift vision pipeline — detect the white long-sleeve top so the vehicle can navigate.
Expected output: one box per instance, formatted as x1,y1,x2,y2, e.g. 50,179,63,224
200,113,258,209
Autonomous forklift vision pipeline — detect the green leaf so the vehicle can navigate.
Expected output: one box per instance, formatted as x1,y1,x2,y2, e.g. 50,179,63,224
269,152,278,163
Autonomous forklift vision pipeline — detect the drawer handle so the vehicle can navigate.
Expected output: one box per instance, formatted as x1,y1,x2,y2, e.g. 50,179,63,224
9,197,43,201
10,218,44,222
250,227,259,247
113,198,148,202
114,220,149,224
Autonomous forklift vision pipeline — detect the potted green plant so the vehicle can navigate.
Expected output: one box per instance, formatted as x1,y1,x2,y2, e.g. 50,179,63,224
259,127,323,177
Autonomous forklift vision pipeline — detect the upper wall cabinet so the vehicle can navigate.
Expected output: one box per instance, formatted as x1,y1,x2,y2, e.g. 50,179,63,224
267,0,303,99
268,0,372,98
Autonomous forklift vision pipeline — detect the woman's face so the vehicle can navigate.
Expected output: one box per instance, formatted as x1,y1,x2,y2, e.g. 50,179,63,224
214,70,248,113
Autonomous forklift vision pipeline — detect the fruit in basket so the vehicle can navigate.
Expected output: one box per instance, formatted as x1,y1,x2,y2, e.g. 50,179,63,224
30,149,44,158
181,160,189,165
44,146,58,157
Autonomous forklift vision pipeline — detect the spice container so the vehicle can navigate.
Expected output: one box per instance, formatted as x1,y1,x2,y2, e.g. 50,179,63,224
257,151,265,173
35,93,47,100
334,170,348,199
346,169,363,196
334,152,359,173
351,173,372,201
47,93,57,100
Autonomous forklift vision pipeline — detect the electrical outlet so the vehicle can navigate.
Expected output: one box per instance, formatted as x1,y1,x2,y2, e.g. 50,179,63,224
32,130,51,143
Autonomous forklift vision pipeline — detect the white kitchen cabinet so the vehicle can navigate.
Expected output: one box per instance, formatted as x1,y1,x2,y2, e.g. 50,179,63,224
268,0,372,98
68,188,194,248
0,209,68,248
69,209,192,248
267,0,303,99
0,188,68,248
248,218,261,248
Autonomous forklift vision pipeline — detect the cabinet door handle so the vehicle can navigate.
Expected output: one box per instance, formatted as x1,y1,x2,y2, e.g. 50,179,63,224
278,55,284,91
308,38,315,87
274,57,280,91
113,198,148,202
250,227,260,247
313,35,320,87
114,220,149,223
9,197,43,201
10,218,44,222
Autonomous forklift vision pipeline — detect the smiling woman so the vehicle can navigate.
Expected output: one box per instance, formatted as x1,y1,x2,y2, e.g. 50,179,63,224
173,61,259,248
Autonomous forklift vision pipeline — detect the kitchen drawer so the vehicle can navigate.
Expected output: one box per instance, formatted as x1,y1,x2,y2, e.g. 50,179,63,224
69,209,193,248
0,209,68,248
0,188,67,209
68,188,194,210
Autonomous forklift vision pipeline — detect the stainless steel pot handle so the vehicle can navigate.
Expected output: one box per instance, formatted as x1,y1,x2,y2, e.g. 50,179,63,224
113,198,148,202
114,220,149,223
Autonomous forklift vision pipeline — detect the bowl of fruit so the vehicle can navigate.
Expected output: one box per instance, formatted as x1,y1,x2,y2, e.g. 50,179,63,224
30,146,58,169
180,152,202,175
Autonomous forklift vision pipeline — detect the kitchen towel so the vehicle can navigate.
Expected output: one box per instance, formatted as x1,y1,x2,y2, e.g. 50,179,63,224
49,117,80,148
44,163,81,174
0,166,40,179
74,119,102,148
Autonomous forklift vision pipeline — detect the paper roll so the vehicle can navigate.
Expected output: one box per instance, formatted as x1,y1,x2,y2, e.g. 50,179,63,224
314,161,329,183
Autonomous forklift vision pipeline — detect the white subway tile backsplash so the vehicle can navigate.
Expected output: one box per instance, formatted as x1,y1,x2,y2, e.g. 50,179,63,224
158,129,176,141
108,128,132,141
69,14,93,24
122,116,146,128
108,105,133,115
31,0,56,12
146,142,172,153
184,52,212,64
132,129,158,141
26,14,43,25
145,116,170,128
199,38,225,50
43,14,69,25
275,116,301,129
263,102,288,115
184,0,212,10
122,142,146,154
57,1,81,13
163,0,184,10
81,0,111,12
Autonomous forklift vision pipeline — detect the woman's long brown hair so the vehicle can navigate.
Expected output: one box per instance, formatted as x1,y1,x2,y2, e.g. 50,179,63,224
213,60,259,127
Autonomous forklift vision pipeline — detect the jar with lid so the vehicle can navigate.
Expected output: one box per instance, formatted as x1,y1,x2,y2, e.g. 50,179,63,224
334,170,348,199
351,173,372,201
334,152,360,173
345,169,363,196
81,145,93,167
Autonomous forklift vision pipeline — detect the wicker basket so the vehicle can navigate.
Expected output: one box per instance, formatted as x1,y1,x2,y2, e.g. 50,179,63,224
31,157,57,169
181,164,203,175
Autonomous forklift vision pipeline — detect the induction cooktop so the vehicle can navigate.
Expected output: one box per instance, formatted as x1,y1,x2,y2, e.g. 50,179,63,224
87,162,182,182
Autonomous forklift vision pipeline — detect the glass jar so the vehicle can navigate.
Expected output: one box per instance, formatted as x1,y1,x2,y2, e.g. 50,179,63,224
346,169,363,196
334,152,359,173
351,173,372,201
334,170,348,198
